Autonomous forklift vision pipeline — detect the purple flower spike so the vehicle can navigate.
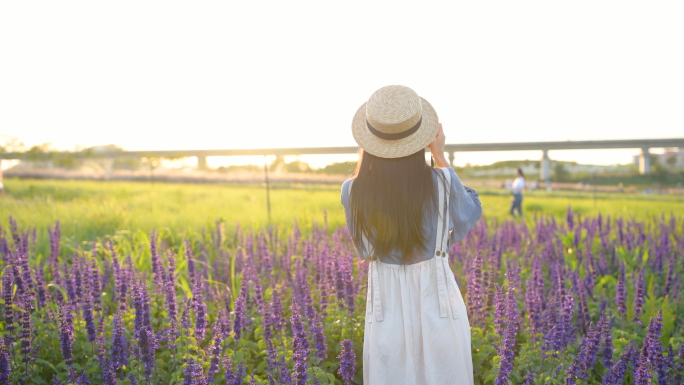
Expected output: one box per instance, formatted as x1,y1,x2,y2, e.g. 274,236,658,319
193,281,207,342
337,339,356,385
270,287,286,334
59,304,75,367
206,335,222,382
3,269,14,343
615,265,626,316
467,253,484,325
311,311,328,362
493,284,506,337
495,287,519,385
149,229,163,287
0,341,11,384
232,278,248,341
110,311,129,372
290,302,309,385
633,270,645,323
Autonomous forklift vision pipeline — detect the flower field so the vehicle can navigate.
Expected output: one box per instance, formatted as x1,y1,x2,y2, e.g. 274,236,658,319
0,209,683,385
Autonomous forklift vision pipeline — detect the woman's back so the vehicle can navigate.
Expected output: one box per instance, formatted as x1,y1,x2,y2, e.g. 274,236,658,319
341,167,482,265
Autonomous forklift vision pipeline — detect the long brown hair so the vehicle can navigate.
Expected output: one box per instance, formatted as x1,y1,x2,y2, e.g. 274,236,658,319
350,149,437,263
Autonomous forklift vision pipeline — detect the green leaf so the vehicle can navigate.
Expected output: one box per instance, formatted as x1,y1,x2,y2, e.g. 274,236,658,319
35,358,58,373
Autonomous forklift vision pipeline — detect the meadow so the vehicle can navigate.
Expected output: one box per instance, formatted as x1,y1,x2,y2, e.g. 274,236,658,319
0,178,683,384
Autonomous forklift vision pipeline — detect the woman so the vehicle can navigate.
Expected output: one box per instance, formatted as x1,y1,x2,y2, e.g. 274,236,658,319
341,85,482,385
509,168,525,217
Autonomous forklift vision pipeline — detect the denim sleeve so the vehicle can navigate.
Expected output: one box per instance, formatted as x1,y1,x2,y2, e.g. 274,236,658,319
341,179,369,260
446,168,482,243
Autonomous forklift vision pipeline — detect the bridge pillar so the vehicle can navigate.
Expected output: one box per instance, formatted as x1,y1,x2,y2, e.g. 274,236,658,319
197,155,208,170
540,150,551,181
639,148,651,175
448,152,454,167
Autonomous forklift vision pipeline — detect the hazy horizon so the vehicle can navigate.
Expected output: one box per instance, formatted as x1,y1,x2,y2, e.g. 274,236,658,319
2,1,683,168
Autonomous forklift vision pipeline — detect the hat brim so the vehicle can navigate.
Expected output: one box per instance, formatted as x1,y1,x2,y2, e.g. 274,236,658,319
351,97,439,159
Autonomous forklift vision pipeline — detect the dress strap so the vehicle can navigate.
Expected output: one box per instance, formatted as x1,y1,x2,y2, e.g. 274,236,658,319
434,168,460,319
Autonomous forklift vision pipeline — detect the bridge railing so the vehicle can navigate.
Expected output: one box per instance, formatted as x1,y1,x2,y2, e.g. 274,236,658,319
2,138,683,177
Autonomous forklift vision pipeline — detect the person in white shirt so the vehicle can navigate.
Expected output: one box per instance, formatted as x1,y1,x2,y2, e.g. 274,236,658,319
509,168,525,216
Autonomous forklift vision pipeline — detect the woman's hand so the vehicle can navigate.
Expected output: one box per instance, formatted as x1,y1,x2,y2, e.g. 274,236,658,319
428,123,450,167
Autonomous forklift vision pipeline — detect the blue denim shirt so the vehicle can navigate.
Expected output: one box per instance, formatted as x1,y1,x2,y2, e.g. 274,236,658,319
341,167,482,265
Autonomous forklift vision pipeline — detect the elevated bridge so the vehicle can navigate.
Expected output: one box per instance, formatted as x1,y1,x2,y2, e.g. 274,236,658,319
3,138,683,179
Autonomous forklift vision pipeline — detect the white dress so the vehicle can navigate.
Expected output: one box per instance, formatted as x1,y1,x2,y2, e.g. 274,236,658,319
358,168,475,385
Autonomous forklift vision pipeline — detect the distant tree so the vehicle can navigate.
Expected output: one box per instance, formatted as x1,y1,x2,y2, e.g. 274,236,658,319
553,162,569,181
666,155,677,167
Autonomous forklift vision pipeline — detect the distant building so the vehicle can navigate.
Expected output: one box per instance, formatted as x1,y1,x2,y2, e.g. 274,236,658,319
633,147,684,168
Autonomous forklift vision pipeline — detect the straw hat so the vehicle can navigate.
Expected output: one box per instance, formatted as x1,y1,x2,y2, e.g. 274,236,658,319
352,85,439,159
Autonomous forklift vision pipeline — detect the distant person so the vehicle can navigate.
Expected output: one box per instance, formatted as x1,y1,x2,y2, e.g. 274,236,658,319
509,167,525,216
341,85,482,385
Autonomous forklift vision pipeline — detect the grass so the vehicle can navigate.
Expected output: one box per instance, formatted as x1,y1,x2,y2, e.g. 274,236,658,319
2,177,683,250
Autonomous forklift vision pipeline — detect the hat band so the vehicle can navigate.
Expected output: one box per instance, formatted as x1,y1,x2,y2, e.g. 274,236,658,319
366,117,422,140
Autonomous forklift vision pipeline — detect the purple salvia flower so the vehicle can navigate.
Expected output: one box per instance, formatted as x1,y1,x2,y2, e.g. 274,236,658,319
266,337,278,370
184,239,196,289
311,311,328,362
110,311,129,372
73,255,84,304
76,371,90,385
493,284,506,337
0,341,10,385
206,335,222,382
290,302,309,385
90,259,101,313
646,311,665,381
138,326,157,382
662,344,674,385
63,264,77,308
215,309,231,337
193,280,207,342
34,268,46,309
164,255,178,337
521,371,535,385
676,342,684,384
48,221,61,267
126,374,137,385
232,277,248,341
633,270,645,323
20,305,33,363
634,341,652,385
223,357,247,385
149,229,163,287
184,359,206,385
343,258,356,317
180,298,191,335
82,295,96,343
495,287,518,385
337,339,356,385
577,322,602,379
3,268,14,343
615,264,626,316
53,374,63,385
602,344,632,385
99,357,118,385
132,282,144,339
601,316,614,369
270,287,286,334
466,253,484,325
59,304,74,367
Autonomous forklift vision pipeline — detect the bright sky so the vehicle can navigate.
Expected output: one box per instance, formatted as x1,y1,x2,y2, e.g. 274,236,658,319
1,1,683,168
